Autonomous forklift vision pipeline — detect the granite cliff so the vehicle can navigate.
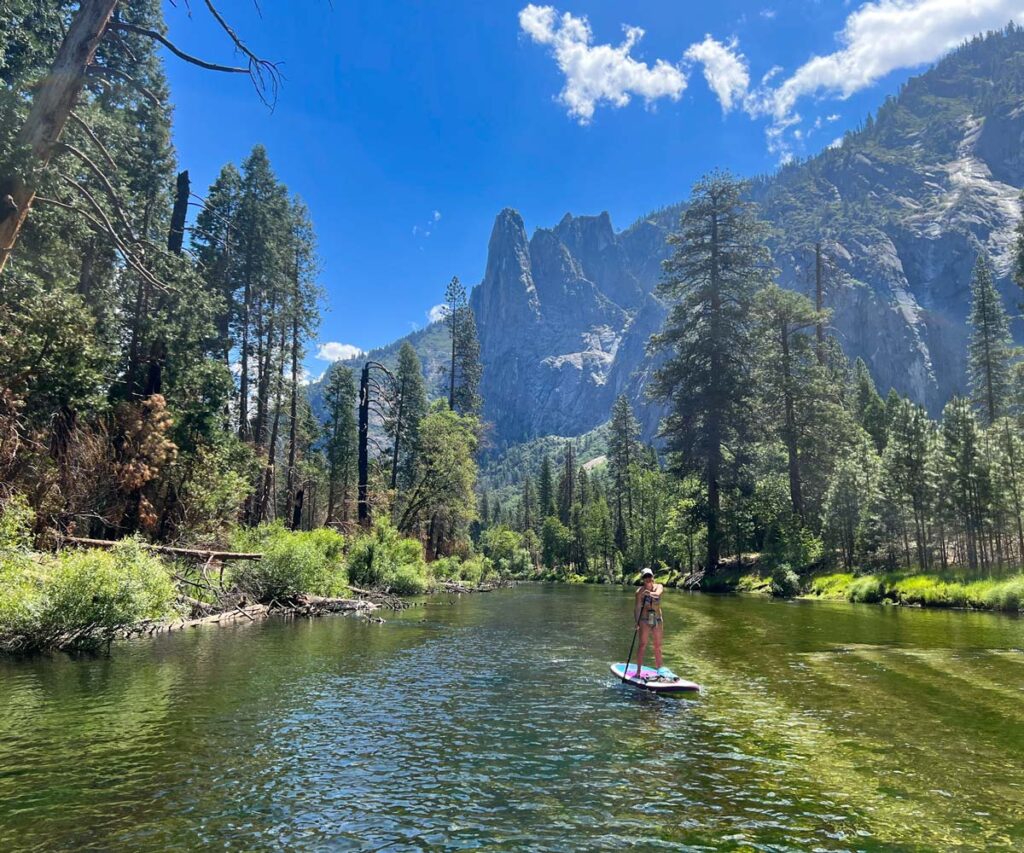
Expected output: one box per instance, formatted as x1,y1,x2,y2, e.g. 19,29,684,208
316,26,1024,449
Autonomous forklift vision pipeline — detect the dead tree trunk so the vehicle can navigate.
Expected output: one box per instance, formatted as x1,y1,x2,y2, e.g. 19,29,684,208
0,0,120,273
167,170,189,253
358,363,370,525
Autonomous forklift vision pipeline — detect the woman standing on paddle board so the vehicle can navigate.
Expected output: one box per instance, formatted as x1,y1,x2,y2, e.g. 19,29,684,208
634,568,664,677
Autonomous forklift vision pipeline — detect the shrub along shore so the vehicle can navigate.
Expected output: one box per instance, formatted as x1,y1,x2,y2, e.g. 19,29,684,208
0,497,503,655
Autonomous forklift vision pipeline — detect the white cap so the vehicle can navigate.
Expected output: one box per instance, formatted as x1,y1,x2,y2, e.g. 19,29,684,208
640,567,654,578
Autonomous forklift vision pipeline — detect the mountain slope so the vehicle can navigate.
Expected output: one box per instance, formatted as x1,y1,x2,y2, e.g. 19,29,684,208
314,25,1024,449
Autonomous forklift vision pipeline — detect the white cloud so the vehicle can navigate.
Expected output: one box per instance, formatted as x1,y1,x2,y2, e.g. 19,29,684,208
316,342,364,362
685,36,750,113
760,8,777,19
829,136,845,149
427,304,448,324
518,4,688,123
432,210,442,222
520,0,1024,156
763,0,1024,122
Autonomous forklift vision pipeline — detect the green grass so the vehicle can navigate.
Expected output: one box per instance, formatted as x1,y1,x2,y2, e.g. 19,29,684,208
804,571,1024,612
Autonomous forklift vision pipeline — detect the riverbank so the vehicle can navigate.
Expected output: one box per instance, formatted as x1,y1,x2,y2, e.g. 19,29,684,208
0,511,509,655
657,562,1024,613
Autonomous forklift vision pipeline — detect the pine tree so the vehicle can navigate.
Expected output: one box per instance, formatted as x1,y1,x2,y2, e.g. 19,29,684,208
753,284,829,519
650,171,774,572
537,455,556,518
941,398,992,571
608,395,640,553
967,253,1012,425
852,358,887,450
557,442,576,525
1013,191,1024,310
443,276,483,416
323,362,357,524
453,307,482,417
883,399,935,570
521,476,537,533
387,342,428,490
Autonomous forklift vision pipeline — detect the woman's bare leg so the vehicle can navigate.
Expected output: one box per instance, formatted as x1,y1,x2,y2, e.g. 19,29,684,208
636,622,650,676
653,622,664,670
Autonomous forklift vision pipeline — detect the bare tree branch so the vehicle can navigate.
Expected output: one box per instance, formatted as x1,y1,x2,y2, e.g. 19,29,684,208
56,141,138,243
85,64,162,107
109,20,250,75
68,111,119,175
201,0,281,106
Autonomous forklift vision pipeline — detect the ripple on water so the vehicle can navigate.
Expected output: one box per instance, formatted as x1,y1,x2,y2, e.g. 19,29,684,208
1,587,1024,850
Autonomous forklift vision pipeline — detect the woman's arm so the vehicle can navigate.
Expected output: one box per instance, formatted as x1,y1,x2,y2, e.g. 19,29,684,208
635,587,644,621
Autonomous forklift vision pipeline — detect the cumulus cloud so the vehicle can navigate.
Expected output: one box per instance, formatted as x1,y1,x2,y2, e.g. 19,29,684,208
763,0,1024,121
518,4,688,123
685,36,750,113
427,304,448,324
520,0,1024,156
316,342,363,362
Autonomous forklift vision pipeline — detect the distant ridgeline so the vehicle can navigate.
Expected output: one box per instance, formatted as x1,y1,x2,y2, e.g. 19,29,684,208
308,26,1024,457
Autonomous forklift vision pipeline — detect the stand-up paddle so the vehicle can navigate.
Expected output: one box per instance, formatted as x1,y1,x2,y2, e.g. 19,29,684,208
611,570,700,695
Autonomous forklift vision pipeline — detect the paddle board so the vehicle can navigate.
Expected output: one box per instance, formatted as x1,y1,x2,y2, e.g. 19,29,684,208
610,662,700,694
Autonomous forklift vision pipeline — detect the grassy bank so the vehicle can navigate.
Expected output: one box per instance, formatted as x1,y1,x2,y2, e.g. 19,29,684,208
659,556,1024,614
803,571,1024,612
0,501,501,654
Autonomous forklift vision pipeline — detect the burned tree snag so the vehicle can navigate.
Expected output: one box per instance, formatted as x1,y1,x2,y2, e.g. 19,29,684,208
167,170,189,253
358,363,370,525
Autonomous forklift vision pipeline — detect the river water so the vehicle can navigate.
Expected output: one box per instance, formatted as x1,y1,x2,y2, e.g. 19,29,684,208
1,585,1023,850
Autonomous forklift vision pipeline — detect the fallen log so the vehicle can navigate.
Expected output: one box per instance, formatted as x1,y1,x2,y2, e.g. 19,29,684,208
289,594,379,617
119,597,378,641
59,536,262,561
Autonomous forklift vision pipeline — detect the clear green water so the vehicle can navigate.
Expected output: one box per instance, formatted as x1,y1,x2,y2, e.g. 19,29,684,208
2,585,1023,851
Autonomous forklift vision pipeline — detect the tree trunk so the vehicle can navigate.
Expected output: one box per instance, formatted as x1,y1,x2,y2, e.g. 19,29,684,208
259,323,288,521
706,212,722,573
239,277,251,440
167,170,189,253
0,0,119,273
285,249,300,527
780,320,803,518
390,374,406,490
448,320,457,410
358,363,370,525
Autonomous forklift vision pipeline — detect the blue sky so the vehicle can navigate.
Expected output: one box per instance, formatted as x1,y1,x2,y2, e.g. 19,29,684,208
161,0,1024,377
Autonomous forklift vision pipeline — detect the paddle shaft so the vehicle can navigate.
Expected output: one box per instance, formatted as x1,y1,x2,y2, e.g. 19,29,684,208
621,595,646,682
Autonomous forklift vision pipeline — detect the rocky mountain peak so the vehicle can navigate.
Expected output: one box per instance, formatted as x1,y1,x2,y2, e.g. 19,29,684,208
332,27,1024,448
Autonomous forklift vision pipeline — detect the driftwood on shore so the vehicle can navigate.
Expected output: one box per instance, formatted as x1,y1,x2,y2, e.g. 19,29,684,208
437,579,516,594
121,595,378,641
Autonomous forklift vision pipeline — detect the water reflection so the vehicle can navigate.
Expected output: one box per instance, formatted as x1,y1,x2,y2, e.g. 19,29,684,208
1,586,1022,850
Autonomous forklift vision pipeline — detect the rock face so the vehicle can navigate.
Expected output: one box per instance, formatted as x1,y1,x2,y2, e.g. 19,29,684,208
320,28,1024,448
465,28,1024,443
